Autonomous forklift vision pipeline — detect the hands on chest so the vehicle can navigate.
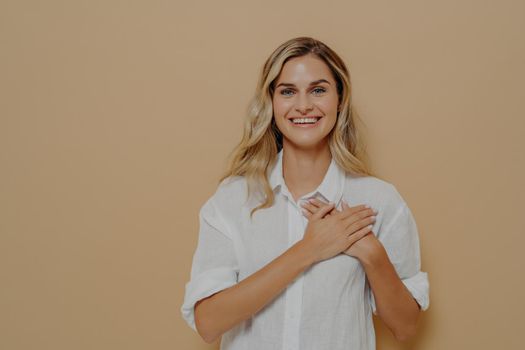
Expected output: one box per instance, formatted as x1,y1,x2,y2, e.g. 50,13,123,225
300,198,383,263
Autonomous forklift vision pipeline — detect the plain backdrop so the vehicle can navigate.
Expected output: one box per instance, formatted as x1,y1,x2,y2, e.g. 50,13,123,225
1,0,524,349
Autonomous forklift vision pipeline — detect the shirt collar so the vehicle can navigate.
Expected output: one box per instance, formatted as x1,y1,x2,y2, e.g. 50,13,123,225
268,148,346,205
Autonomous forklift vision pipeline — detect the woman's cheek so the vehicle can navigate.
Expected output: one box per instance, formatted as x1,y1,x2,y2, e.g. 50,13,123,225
274,99,292,116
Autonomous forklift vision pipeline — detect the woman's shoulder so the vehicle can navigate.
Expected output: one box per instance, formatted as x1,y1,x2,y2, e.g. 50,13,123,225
216,175,248,197
203,175,249,212
197,176,248,236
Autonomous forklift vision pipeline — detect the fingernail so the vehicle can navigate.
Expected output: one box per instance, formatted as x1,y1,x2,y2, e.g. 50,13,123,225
365,205,371,208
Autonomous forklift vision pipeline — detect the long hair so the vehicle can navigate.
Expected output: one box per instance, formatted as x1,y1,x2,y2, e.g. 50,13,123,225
218,36,377,219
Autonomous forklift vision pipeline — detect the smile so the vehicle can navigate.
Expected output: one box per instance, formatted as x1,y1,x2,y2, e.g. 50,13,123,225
288,116,322,127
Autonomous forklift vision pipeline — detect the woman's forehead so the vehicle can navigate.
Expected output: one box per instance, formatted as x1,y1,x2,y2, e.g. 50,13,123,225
276,56,334,85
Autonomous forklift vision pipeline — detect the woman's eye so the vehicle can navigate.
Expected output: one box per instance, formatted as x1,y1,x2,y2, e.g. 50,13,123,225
279,87,325,96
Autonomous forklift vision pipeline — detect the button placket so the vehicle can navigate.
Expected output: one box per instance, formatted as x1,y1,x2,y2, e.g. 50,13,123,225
281,196,305,350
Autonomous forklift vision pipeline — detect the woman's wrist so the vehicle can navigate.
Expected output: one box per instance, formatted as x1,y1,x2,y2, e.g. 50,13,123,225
292,239,318,269
359,242,388,270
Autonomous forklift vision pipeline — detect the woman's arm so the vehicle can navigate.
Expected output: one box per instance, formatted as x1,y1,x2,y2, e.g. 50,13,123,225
360,243,422,341
302,199,427,342
193,202,368,343
194,239,314,343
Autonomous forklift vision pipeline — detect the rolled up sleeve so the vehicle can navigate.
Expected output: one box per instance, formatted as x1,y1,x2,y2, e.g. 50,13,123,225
180,198,239,332
370,202,430,315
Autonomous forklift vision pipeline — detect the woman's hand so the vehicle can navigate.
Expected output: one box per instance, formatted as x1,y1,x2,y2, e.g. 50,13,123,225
299,200,375,264
303,198,375,262
301,198,382,262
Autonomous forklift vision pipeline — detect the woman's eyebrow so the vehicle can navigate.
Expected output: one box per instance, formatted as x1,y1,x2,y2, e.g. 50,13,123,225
275,79,331,88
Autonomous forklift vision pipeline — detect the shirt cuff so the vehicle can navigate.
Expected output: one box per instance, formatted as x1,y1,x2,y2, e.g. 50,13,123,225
181,267,238,332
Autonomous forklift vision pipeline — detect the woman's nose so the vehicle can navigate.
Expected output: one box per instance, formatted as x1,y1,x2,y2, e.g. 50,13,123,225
295,93,313,114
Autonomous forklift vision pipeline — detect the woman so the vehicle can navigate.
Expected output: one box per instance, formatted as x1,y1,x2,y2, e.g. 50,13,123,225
181,37,429,349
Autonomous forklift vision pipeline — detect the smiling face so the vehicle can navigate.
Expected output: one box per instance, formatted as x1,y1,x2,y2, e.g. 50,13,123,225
272,54,339,151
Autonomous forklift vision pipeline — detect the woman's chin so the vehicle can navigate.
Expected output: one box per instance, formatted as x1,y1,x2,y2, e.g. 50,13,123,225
282,136,330,150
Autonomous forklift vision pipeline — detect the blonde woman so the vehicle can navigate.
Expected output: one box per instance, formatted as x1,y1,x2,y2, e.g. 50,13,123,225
181,37,429,349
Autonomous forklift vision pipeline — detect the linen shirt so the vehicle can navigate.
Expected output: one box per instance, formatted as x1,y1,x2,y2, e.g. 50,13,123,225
181,148,430,350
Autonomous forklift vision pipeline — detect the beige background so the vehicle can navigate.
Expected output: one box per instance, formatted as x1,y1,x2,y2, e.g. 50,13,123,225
1,0,524,349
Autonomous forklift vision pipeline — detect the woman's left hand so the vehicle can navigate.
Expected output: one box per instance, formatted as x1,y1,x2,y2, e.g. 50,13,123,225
301,198,384,263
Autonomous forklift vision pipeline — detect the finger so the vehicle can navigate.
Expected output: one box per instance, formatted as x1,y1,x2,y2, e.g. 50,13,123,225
322,209,336,218
326,210,334,217
301,201,319,214
312,198,345,214
343,209,376,231
347,224,373,245
307,198,321,208
307,198,336,218
305,198,341,218
335,203,370,220
308,198,327,208
341,200,359,215
311,201,335,220
326,202,342,217
329,206,340,215
301,208,313,219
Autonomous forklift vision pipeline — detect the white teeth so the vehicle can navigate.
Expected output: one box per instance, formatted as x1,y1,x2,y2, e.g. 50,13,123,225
291,117,320,124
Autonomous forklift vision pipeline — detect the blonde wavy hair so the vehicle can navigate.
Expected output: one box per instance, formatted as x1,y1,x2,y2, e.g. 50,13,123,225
218,36,377,219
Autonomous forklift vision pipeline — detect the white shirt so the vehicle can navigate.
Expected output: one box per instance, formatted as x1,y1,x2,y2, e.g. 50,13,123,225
181,148,430,350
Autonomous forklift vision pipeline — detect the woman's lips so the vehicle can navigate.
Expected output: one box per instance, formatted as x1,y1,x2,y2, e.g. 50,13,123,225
288,117,322,128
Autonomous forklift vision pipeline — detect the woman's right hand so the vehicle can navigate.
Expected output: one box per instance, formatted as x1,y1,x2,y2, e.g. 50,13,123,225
300,200,376,264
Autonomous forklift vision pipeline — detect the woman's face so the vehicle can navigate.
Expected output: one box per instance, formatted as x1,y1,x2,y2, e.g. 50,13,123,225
272,54,339,151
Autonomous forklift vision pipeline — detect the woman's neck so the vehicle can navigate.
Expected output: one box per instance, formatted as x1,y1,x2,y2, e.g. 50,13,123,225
281,144,332,203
